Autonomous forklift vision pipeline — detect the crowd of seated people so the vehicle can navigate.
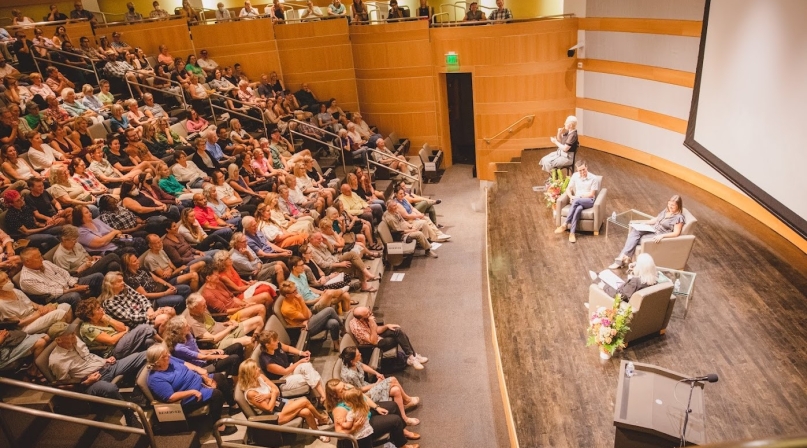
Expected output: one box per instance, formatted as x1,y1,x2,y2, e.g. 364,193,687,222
0,16,452,446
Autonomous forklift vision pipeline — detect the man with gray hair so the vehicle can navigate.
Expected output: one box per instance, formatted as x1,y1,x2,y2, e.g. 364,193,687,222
19,247,103,308
229,231,288,285
181,293,258,351
382,200,438,258
141,93,177,124
309,232,379,292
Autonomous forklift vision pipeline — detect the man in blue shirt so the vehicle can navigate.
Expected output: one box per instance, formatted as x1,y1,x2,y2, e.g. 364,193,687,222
204,128,235,164
243,216,292,262
287,255,353,313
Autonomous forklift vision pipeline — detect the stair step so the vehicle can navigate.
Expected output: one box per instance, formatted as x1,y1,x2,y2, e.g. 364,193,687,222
510,156,522,163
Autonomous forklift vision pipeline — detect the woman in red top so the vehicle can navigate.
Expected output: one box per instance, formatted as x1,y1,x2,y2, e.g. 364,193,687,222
212,250,276,306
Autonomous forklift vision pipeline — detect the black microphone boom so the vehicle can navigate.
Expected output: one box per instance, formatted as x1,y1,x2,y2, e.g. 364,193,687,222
684,373,719,383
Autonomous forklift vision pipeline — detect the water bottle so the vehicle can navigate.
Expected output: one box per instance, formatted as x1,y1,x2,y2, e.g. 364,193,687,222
611,211,617,221
626,361,635,378
674,279,681,293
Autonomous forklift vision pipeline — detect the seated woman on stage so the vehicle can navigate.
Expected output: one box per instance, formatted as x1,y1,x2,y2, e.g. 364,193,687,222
608,195,685,269
539,115,578,172
589,253,658,304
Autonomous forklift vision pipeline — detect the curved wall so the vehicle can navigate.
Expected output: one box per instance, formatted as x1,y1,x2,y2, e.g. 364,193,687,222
576,0,807,252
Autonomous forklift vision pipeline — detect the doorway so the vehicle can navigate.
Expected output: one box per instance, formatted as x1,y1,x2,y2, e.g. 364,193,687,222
446,73,476,165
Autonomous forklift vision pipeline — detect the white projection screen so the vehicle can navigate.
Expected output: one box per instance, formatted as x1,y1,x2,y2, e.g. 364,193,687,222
686,0,807,239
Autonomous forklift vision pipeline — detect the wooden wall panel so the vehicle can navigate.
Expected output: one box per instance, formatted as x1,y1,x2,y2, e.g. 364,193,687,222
579,17,702,37
576,97,687,133
430,19,579,180
191,20,281,80
100,18,193,60
350,21,438,151
275,19,359,113
580,58,695,87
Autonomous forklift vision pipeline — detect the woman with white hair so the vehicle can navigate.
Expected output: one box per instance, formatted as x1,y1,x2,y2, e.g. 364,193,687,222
539,115,578,172
61,88,103,124
125,98,154,129
145,343,238,436
588,253,659,302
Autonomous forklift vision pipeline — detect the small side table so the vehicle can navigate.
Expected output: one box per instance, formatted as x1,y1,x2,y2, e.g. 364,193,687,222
606,209,654,238
657,267,697,318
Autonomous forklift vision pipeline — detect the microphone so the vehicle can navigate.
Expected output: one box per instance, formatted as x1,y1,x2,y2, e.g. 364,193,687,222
683,373,719,383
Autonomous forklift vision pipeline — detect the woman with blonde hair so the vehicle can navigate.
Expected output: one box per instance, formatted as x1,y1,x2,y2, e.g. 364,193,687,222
293,161,334,207
254,203,308,248
178,207,230,250
319,216,378,259
237,359,331,441
263,191,315,234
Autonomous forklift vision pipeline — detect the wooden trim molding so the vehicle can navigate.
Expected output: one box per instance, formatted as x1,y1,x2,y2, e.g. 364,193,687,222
580,136,807,254
484,186,521,448
579,18,702,37
576,97,688,134
579,59,695,88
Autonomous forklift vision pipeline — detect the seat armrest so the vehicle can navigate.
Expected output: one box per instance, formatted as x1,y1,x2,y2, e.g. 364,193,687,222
210,313,229,322
271,378,286,386
295,329,309,353
367,347,381,371
588,284,617,311
248,415,280,424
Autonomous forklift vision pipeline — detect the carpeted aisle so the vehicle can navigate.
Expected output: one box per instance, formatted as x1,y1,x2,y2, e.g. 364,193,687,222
373,164,511,448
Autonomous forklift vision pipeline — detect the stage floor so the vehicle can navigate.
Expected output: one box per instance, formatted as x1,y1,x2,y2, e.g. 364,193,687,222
487,149,807,447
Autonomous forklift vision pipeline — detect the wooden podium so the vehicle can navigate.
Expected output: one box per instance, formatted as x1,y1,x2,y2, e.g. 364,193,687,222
613,361,706,447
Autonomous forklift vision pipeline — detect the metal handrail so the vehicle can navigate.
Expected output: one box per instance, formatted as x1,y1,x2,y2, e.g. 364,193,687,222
483,114,535,144
92,15,185,27
213,417,358,448
125,77,188,111
4,18,89,32
87,10,110,25
365,147,422,192
432,12,449,24
31,45,101,86
0,377,156,448
287,118,347,174
431,13,574,27
206,91,269,137
439,3,465,22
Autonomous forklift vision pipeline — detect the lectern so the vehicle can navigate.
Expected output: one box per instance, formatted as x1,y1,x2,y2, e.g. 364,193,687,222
613,361,706,448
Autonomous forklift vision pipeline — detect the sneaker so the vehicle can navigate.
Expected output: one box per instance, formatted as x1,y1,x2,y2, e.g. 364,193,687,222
569,233,576,243
414,353,428,364
554,225,567,234
437,234,451,242
608,257,626,270
584,302,590,309
588,270,598,282
407,355,424,370
425,250,438,258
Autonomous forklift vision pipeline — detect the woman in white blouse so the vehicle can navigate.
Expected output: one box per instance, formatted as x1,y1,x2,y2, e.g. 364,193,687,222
26,132,69,176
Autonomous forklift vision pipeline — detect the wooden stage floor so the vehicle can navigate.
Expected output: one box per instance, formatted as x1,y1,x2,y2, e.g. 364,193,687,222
487,148,807,447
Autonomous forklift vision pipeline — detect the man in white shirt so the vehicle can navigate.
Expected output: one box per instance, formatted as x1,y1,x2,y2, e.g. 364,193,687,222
196,49,218,79
142,234,202,290
47,322,145,428
215,2,232,21
554,160,600,243
239,1,260,19
18,247,103,309
0,271,72,335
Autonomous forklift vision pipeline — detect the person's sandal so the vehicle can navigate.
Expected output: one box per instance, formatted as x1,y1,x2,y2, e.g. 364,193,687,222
405,417,420,426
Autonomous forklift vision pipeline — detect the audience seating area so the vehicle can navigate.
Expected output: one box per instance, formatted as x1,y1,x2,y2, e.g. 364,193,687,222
0,7,451,446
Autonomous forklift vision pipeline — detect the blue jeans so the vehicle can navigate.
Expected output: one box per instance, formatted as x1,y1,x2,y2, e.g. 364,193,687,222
565,197,595,234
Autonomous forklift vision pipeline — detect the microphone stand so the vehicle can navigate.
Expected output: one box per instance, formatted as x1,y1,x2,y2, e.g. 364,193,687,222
680,380,698,447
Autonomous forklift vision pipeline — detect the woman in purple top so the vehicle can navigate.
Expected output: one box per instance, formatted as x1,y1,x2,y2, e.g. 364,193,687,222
145,343,238,436
608,195,686,269
72,205,121,254
162,316,243,376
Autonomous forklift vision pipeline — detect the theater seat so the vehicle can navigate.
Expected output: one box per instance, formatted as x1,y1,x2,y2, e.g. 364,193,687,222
251,315,311,399
233,381,304,447
635,208,697,270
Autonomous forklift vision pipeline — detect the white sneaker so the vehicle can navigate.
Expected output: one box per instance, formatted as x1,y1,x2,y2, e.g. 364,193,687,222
437,234,451,242
407,355,424,370
415,353,428,364
589,270,598,282
584,302,590,309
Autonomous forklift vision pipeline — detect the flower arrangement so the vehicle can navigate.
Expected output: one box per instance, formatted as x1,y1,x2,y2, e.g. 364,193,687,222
586,294,633,356
544,169,570,208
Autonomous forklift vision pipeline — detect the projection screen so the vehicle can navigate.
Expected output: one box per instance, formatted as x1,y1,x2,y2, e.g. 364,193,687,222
685,0,807,239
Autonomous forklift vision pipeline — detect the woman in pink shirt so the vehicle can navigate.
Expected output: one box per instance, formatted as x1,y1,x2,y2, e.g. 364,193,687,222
185,108,209,134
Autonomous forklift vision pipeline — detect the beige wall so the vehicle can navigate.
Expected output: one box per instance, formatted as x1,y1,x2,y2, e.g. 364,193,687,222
430,19,578,179
350,20,438,152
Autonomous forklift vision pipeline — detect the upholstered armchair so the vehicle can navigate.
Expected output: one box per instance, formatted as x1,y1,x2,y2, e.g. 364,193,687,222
554,176,608,235
587,282,676,343
635,208,697,270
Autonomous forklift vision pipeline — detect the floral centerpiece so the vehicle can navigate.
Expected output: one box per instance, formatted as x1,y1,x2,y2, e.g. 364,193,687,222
586,294,633,359
544,169,570,208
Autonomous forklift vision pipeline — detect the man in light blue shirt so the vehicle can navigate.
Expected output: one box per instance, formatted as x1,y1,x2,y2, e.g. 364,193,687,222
204,128,233,164
288,255,353,312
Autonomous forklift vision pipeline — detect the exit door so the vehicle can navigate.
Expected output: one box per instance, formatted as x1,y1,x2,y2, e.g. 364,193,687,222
446,73,476,165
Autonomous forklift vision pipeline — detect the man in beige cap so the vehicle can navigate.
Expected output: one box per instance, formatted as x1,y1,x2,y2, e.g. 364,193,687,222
47,321,146,427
